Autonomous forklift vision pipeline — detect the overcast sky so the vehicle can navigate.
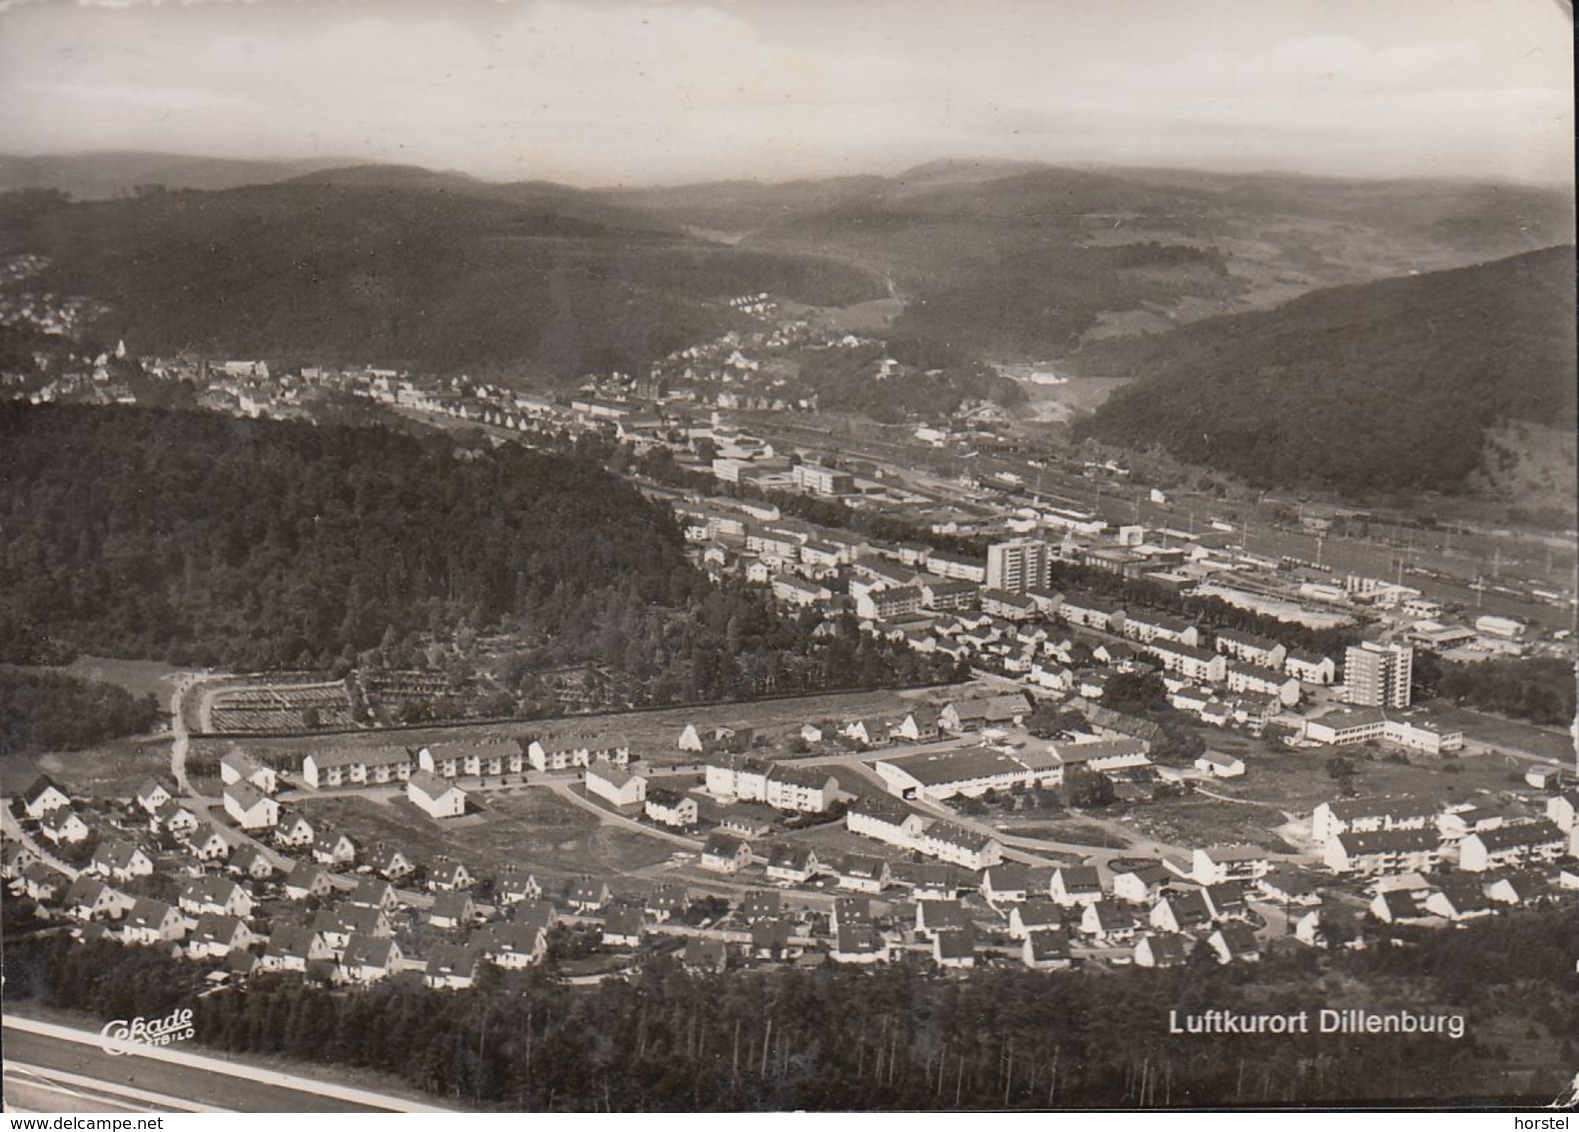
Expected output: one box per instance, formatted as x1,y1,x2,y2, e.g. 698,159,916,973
0,0,1570,187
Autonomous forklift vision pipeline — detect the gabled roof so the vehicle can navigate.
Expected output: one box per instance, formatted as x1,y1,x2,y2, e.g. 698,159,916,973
1026,930,1071,962
1013,898,1063,928
839,853,889,880
604,903,644,938
343,934,397,969
478,922,546,957
934,927,975,959
425,943,479,979
766,843,814,871
125,897,176,929
1053,866,1102,893
1467,821,1564,851
408,770,459,802
190,913,247,947
835,923,881,955
1140,933,1189,964
224,780,269,812
1213,922,1260,956
740,890,782,919
286,860,327,888
431,890,475,919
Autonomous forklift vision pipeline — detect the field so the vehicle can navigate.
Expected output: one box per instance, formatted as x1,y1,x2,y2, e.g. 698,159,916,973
47,656,192,702
0,734,171,800
292,788,677,889
1124,796,1300,855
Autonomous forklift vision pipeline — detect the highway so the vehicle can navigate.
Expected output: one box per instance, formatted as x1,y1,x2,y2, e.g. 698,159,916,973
3,1018,450,1113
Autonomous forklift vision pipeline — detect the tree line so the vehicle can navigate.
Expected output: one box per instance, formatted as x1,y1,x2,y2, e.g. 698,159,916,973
4,907,1574,1110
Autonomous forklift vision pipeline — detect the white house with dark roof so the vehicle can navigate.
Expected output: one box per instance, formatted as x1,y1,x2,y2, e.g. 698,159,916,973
1324,828,1442,876
644,788,698,829
275,814,315,848
223,781,278,830
133,778,172,816
301,747,413,789
122,898,185,946
428,860,473,891
178,875,255,919
311,830,356,867
1284,650,1336,685
586,760,648,809
187,914,256,960
189,823,232,862
1311,797,1439,845
89,839,153,882
764,844,822,885
39,807,90,845
284,861,332,901
847,794,927,847
701,832,752,874
407,770,467,819
916,821,1002,870
341,934,403,983
837,854,892,894
1459,821,1566,872
151,799,200,838
1195,750,1246,778
1049,866,1103,907
220,750,277,794
64,876,135,922
1191,845,1272,885
765,764,839,813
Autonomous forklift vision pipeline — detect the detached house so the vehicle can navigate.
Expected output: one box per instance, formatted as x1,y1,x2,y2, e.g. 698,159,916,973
262,924,334,972
1022,929,1073,971
585,760,648,809
1049,866,1104,908
178,875,255,919
428,860,474,891
765,844,822,885
425,945,480,990
644,788,698,829
701,832,752,874
24,776,72,819
89,839,154,882
837,854,892,894
229,844,277,880
64,876,135,922
476,923,547,970
1191,845,1271,886
428,890,478,930
341,935,403,983
122,898,186,946
407,770,467,819
220,750,278,794
151,799,200,838
567,877,611,913
187,914,256,960
367,844,415,881
1150,890,1214,934
1207,923,1261,964
133,778,172,816
189,824,232,863
311,830,356,867
284,861,333,901
224,781,278,831
832,924,889,965
275,814,316,849
602,904,645,948
1134,933,1190,968
39,807,90,845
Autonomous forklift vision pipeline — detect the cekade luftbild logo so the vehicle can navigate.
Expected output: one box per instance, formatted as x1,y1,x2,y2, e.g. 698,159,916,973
99,1008,196,1055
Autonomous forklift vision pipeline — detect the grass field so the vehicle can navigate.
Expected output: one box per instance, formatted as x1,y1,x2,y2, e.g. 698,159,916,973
1126,796,1300,855
0,735,172,800
47,656,192,702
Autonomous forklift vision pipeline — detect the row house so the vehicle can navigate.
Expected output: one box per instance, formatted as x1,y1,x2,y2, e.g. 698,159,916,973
1225,663,1302,708
916,822,1002,870
1458,821,1566,872
1311,796,1440,844
920,577,978,611
1148,640,1227,684
1190,844,1273,886
705,754,771,802
1324,828,1442,876
528,733,631,772
418,740,526,779
855,585,924,621
846,795,927,848
765,764,839,813
981,589,1037,622
1123,612,1200,648
772,574,832,607
1059,596,1123,633
301,747,413,789
1213,629,1287,670
1284,650,1337,685
927,552,987,585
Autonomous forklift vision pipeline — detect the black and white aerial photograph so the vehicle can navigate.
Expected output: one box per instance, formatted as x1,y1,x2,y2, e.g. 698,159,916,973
0,0,1574,1115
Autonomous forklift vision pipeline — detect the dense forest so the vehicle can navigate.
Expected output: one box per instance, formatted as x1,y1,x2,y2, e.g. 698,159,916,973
0,669,161,755
0,405,956,707
0,177,880,379
1413,653,1577,728
1076,246,1577,494
4,908,1574,1109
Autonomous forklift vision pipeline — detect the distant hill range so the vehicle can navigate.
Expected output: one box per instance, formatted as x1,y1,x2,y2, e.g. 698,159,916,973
0,151,374,199
0,151,1571,380
0,164,881,378
1074,245,1577,498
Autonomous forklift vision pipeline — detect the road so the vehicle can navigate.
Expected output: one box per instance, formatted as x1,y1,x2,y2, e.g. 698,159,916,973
3,1018,451,1113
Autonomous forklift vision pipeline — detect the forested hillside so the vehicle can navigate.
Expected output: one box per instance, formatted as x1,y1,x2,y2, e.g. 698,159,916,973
0,174,880,379
0,669,161,755
1075,246,1577,494
0,406,953,704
